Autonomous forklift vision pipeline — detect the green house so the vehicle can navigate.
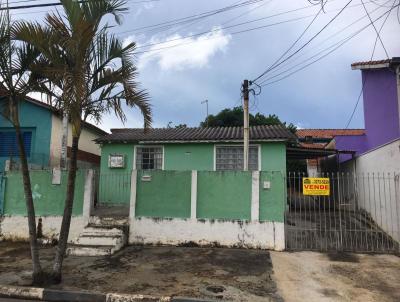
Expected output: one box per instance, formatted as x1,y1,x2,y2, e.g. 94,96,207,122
96,125,297,174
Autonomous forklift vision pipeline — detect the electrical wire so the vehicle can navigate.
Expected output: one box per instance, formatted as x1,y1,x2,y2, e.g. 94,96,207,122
259,2,399,87
361,0,390,58
342,0,396,130
257,0,391,80
251,0,354,84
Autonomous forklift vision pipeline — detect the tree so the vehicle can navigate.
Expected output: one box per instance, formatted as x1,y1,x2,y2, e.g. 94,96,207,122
0,13,44,284
15,0,151,283
200,106,297,133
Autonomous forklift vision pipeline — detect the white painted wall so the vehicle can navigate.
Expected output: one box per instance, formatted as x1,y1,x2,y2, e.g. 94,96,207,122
129,217,285,251
340,139,400,243
49,115,103,167
0,216,85,242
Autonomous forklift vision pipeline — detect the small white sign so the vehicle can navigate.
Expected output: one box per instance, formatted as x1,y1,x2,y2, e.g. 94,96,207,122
263,181,271,189
108,154,125,168
52,168,61,185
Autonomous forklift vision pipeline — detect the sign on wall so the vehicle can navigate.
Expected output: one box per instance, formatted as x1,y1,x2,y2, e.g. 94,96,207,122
108,154,125,168
303,177,330,196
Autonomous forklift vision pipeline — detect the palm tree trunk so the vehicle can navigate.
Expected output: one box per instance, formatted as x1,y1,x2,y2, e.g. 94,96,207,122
52,134,80,283
14,123,43,284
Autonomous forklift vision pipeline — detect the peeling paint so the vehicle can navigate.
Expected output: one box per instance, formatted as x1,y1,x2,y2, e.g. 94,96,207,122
129,217,284,251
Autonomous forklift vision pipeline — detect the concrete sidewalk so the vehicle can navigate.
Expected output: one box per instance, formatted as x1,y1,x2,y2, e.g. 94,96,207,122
271,251,400,302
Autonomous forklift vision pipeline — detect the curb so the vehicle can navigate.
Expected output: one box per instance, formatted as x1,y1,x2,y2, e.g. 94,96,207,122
0,285,214,302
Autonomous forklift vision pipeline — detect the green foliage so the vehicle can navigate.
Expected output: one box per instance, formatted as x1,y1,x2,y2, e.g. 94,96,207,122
200,106,297,133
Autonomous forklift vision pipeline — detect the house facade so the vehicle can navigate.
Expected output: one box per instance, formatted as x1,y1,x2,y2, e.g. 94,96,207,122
0,97,107,171
332,58,400,167
97,125,296,174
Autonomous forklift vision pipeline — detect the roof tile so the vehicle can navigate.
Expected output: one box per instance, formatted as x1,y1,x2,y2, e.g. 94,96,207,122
96,125,297,143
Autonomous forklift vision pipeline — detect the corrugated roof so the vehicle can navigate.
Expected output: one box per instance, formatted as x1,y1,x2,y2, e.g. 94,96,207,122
296,129,365,139
96,125,297,143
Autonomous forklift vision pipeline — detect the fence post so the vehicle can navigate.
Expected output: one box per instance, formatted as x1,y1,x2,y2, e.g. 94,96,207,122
129,170,138,220
251,171,260,222
82,169,95,226
191,170,198,220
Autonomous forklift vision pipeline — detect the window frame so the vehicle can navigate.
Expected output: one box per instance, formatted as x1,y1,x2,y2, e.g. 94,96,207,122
213,144,261,171
133,145,165,170
0,129,33,158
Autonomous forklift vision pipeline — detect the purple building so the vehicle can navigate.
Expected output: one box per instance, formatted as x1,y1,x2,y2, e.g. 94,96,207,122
335,58,400,161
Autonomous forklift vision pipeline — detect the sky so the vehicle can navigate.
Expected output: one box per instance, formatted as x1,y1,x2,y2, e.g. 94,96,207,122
11,0,400,132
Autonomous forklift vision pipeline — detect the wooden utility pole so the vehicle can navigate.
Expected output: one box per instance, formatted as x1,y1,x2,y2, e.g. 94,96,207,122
243,80,249,171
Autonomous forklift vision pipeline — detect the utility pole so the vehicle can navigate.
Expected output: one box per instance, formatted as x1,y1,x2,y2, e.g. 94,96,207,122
242,80,249,171
60,113,68,169
201,99,209,126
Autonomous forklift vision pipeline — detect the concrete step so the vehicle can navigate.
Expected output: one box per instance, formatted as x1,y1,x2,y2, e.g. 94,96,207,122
88,216,129,228
81,227,124,237
75,235,123,247
66,244,119,257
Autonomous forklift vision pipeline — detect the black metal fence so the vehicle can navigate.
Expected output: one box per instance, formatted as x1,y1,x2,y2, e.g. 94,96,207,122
285,172,400,254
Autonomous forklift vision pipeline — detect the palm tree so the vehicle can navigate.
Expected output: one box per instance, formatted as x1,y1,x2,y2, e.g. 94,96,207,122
14,0,151,283
0,12,44,284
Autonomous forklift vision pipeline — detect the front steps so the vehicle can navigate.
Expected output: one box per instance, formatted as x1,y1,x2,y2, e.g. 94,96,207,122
67,217,128,256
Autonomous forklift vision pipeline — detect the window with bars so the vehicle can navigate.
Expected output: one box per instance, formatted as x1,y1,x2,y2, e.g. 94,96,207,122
136,146,163,170
215,145,259,171
0,131,32,157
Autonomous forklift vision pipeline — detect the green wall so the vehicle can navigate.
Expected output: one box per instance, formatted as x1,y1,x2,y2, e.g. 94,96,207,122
261,142,286,172
136,170,191,218
0,101,53,171
100,141,287,173
164,144,214,170
197,171,252,220
259,171,285,222
3,170,85,216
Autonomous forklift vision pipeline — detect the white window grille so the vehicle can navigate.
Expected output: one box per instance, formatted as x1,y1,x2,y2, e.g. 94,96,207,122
215,145,259,171
136,147,163,170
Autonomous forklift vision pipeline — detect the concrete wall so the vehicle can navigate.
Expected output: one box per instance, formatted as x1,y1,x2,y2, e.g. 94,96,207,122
128,170,286,250
3,170,85,216
0,169,89,242
136,170,191,218
0,101,52,171
340,139,400,243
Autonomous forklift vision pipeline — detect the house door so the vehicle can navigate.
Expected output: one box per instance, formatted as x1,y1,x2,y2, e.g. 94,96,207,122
285,172,400,254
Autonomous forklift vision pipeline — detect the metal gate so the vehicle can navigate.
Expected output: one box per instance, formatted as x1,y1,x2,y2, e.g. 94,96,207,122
285,172,400,254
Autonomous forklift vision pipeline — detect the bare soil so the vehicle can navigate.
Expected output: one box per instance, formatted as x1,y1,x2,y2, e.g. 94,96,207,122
271,251,400,302
0,242,281,301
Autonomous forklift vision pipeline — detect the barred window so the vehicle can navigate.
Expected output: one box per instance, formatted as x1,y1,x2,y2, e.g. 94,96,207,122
136,147,163,170
215,146,259,171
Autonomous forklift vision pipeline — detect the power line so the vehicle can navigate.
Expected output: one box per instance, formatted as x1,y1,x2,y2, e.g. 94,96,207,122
251,0,354,84
257,0,391,80
342,0,396,130
0,0,159,10
251,4,324,84
259,2,399,87
130,0,374,54
361,0,390,58
117,0,266,36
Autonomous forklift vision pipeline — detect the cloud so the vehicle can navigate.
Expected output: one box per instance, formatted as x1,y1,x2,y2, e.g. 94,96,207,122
138,27,231,70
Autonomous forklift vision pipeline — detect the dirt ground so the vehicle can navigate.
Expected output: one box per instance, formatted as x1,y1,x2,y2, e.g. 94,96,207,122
0,242,399,301
0,242,281,301
271,251,400,302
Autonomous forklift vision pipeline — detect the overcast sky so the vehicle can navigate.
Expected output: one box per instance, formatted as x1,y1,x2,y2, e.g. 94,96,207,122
14,0,400,131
